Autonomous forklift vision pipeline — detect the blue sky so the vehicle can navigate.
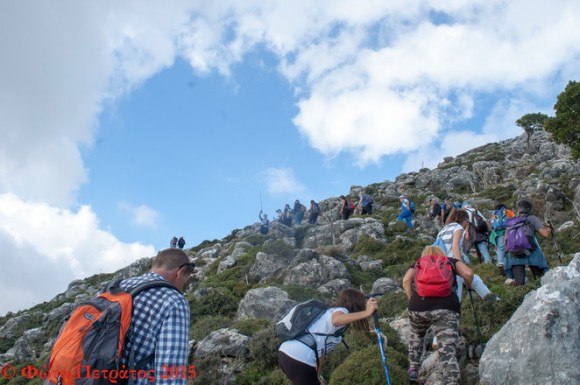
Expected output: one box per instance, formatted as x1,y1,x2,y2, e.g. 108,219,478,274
1,0,579,315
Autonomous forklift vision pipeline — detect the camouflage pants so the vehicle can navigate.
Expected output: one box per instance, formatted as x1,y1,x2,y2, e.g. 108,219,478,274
408,309,460,385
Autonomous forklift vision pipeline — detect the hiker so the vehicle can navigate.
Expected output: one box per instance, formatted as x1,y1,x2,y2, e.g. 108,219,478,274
170,236,178,248
275,209,283,222
339,195,351,220
293,200,307,225
309,200,320,224
282,204,293,227
430,197,443,230
504,199,551,286
359,192,373,215
489,203,516,277
119,248,193,384
441,198,454,224
259,210,270,235
436,208,495,301
402,245,474,385
278,288,377,385
396,195,414,228
462,203,493,264
177,236,186,249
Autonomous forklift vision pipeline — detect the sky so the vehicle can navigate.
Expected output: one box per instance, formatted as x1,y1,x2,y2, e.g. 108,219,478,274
1,0,579,316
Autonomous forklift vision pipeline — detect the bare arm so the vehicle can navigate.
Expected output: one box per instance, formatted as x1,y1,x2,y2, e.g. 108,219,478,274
537,227,552,238
402,268,415,299
452,229,463,261
331,297,378,327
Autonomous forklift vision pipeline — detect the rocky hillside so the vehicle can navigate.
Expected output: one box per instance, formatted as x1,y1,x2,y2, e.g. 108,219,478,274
1,130,579,385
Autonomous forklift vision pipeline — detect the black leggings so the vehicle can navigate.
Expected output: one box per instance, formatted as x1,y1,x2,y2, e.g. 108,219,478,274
278,351,320,385
512,265,545,286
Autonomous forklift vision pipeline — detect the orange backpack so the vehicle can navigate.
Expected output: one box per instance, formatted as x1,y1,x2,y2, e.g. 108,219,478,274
43,280,176,385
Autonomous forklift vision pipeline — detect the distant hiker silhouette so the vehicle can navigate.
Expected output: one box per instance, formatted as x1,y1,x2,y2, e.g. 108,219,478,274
282,204,293,227
293,200,307,225
339,195,351,220
309,200,320,224
170,236,178,248
177,236,186,249
259,210,270,235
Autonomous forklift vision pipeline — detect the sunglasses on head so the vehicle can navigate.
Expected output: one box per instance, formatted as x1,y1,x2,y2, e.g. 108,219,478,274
179,262,196,274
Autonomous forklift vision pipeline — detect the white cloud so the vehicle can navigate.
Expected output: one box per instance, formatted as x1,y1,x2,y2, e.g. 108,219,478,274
0,193,155,315
263,167,307,196
1,0,579,315
118,202,159,229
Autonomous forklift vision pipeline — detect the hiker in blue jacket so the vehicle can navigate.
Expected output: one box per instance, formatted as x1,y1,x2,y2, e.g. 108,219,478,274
504,199,551,286
397,195,414,228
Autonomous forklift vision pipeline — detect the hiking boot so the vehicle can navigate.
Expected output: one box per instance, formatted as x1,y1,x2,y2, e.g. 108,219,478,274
497,264,506,276
484,294,500,304
408,368,419,384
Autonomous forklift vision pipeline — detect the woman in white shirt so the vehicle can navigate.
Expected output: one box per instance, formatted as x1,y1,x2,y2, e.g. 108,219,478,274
278,289,378,385
437,209,494,301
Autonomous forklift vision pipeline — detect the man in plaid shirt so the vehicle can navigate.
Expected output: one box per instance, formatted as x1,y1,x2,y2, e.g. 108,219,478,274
120,248,193,384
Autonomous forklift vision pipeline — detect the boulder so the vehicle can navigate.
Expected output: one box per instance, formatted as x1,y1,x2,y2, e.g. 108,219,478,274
479,254,580,385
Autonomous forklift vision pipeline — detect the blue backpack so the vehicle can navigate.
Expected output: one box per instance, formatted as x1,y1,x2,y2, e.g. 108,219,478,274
409,201,416,213
492,207,508,230
433,237,448,254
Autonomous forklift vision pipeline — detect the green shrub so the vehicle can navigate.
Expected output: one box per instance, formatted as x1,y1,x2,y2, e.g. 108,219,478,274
377,291,408,319
262,240,296,259
383,263,412,281
352,235,386,255
244,233,268,246
345,264,384,293
190,288,240,323
329,345,408,385
281,285,327,302
191,356,234,385
191,315,232,341
234,318,273,337
247,327,279,370
237,367,291,385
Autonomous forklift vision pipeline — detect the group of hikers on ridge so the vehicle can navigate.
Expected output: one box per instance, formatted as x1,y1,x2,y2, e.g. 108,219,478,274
259,199,321,234
258,192,377,234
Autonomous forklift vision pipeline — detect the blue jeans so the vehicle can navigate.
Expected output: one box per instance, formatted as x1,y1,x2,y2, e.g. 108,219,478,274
397,209,413,228
495,234,506,266
294,211,304,225
476,241,492,263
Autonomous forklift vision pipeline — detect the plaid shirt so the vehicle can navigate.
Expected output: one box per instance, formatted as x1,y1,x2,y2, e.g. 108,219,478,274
121,272,190,384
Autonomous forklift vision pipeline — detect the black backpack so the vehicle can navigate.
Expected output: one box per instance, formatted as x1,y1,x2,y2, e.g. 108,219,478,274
275,300,348,366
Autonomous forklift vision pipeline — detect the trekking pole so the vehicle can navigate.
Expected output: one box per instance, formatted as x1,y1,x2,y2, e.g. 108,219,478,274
259,192,263,212
467,289,485,358
547,221,563,264
372,312,392,385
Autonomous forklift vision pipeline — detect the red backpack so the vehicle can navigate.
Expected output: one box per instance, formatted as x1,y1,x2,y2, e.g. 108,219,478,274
414,255,456,297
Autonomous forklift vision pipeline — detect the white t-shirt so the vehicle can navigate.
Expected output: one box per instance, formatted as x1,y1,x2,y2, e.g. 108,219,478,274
278,307,348,367
437,223,464,258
